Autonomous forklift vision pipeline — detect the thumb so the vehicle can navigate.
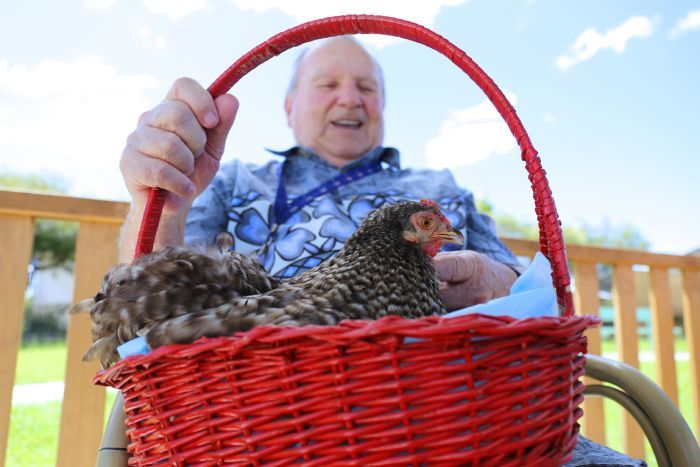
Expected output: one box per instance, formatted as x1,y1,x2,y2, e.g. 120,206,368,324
433,251,478,283
204,94,239,160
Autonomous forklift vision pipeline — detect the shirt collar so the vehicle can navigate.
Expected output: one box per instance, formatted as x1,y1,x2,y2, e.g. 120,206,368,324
266,146,401,170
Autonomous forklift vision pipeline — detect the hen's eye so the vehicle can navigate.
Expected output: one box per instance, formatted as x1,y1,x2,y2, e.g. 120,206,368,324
419,216,435,229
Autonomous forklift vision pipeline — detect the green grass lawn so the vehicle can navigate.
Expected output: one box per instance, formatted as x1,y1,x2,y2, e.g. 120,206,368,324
6,402,62,467
6,338,696,465
13,341,67,385
7,342,116,466
6,391,117,467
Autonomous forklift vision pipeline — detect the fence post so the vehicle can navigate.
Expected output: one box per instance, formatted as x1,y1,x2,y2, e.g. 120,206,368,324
612,264,645,458
681,269,700,438
56,221,121,467
648,267,679,405
574,260,606,443
0,214,34,467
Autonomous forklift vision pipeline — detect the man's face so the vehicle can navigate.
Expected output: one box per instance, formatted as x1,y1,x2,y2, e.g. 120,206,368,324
285,39,385,167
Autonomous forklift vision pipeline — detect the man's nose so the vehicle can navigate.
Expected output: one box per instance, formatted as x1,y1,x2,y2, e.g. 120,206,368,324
336,83,362,107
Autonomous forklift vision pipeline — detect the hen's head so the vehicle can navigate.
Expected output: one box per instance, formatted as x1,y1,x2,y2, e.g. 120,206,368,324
351,199,464,257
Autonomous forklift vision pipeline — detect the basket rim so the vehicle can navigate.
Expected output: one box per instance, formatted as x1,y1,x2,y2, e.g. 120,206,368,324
94,312,600,385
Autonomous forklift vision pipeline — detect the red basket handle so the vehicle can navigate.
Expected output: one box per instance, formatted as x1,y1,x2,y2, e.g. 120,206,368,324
133,14,574,316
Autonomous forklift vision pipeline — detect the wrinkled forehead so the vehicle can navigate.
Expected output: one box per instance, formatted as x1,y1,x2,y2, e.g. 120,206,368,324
298,39,382,85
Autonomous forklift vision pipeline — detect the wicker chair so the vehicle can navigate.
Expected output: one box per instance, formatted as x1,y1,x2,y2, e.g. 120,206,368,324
95,354,700,467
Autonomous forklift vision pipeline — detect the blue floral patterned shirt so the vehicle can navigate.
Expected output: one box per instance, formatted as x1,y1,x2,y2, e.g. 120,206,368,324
185,146,518,278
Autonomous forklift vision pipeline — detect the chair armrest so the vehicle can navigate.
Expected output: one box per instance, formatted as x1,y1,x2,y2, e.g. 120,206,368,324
583,354,699,467
95,392,128,467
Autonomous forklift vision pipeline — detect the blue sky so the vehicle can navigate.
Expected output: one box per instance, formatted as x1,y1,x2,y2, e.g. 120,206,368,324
1,1,698,255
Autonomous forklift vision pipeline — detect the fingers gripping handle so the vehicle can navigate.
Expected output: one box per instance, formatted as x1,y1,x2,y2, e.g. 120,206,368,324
133,14,573,315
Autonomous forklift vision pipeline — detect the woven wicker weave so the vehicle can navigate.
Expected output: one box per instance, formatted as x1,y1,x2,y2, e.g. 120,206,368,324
96,15,600,466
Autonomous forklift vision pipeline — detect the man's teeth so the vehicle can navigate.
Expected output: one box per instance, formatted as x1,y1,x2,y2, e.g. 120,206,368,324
333,119,362,127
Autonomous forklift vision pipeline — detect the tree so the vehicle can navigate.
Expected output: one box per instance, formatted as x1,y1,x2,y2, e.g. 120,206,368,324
0,173,68,193
477,198,650,250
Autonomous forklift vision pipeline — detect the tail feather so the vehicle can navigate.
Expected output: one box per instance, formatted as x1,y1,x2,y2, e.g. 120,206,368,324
82,336,120,369
68,298,94,314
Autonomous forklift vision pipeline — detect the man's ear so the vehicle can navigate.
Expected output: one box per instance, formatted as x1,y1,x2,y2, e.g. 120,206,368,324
284,95,293,127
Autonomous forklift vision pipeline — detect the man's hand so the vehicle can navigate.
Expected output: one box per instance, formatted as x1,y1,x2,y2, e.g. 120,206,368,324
118,78,238,262
433,250,518,311
120,77,239,215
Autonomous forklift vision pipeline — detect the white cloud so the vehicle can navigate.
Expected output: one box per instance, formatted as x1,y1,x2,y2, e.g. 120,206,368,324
143,0,212,20
138,26,167,48
0,56,160,199
425,92,518,169
229,0,468,48
669,9,700,39
556,16,654,70
83,0,118,10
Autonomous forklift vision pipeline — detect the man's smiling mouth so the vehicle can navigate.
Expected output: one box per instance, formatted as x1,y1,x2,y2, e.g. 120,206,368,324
332,119,363,128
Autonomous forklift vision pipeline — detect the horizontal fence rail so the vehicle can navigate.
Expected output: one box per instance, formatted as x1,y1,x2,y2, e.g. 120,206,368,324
1,189,698,465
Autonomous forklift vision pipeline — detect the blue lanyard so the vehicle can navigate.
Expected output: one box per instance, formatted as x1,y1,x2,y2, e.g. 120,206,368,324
273,159,383,225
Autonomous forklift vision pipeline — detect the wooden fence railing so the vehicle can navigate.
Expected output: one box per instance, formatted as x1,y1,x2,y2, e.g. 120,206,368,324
1,189,698,465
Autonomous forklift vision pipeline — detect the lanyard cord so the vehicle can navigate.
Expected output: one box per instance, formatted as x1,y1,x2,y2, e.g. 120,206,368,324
273,159,384,225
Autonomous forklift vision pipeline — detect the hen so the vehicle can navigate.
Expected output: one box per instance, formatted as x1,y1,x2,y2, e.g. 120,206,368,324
70,199,463,367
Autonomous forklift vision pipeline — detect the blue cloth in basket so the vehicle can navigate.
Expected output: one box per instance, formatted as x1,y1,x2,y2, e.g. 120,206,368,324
117,335,150,359
444,251,558,320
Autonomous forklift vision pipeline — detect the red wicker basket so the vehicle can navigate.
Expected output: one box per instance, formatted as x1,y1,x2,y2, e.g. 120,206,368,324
95,15,600,466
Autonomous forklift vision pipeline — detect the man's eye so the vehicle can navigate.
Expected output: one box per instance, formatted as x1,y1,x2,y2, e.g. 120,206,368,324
357,79,378,92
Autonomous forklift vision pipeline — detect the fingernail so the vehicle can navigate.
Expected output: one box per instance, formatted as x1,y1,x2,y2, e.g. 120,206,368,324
203,111,218,127
186,183,196,196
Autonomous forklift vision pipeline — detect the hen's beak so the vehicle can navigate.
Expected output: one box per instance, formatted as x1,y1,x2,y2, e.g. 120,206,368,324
435,225,464,246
